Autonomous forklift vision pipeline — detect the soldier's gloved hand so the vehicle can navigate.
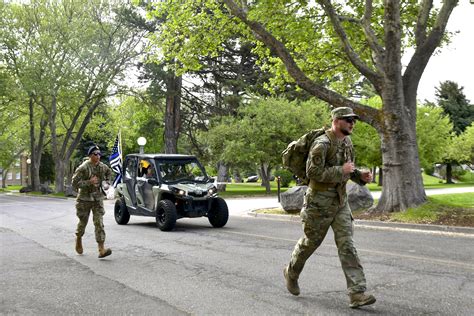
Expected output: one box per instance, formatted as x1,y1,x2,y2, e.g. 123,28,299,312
102,181,110,190
342,162,355,175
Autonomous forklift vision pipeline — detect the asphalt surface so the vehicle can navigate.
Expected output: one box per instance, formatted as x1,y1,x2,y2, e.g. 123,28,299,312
1,193,473,315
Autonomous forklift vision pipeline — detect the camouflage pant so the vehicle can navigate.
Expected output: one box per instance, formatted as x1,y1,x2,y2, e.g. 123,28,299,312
287,188,367,294
75,200,106,243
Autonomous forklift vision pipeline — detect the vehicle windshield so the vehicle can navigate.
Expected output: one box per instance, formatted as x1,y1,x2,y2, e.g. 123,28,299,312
156,158,209,184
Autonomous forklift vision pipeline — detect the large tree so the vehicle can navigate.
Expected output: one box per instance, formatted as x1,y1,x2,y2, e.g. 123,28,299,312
0,68,29,188
148,0,459,212
202,97,330,193
2,0,146,192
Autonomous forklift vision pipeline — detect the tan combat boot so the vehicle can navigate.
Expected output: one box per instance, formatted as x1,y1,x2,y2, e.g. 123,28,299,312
283,266,300,296
75,236,83,254
349,292,376,308
98,241,112,258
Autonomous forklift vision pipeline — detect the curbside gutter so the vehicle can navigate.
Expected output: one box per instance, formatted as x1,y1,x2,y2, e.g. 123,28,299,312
248,210,474,237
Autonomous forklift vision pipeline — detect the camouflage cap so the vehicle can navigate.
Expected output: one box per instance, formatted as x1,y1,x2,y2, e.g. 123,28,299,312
87,145,100,156
331,107,360,120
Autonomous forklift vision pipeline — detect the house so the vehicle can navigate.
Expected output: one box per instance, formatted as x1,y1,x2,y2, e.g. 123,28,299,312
0,154,30,187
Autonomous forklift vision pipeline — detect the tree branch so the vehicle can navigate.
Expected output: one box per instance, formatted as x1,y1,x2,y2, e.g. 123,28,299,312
317,0,383,92
337,15,360,23
362,0,385,74
415,0,433,47
221,0,381,130
403,0,458,100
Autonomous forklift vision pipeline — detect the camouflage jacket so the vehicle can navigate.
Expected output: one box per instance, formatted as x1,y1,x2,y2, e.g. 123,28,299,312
72,160,113,201
306,130,365,200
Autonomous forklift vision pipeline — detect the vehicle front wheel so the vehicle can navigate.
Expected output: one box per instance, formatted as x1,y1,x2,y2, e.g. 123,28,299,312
208,197,229,228
114,198,130,225
156,199,177,231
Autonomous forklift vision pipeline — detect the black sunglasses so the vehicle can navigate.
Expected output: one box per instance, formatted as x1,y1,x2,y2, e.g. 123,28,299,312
92,152,101,156
343,117,357,124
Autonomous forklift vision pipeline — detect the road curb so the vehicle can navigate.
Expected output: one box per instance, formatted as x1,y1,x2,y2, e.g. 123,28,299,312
247,211,474,235
2,192,70,200
354,219,474,235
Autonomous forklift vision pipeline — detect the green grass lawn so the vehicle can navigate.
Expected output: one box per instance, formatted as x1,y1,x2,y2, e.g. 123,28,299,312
366,173,474,191
1,185,23,191
221,172,473,197
388,193,474,226
219,182,292,197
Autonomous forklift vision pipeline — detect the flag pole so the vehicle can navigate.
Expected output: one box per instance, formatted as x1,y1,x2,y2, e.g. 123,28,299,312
119,130,122,161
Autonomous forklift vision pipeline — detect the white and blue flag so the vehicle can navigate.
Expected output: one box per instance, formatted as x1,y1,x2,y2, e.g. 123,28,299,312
109,132,123,188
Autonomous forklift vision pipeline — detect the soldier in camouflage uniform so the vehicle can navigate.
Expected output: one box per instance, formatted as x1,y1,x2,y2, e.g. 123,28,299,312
72,145,113,258
283,107,376,308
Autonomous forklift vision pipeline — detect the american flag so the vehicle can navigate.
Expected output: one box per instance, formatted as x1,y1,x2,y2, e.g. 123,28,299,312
109,133,122,187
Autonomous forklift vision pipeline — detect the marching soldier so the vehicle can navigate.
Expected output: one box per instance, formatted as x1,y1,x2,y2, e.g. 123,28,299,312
72,145,113,258
283,107,376,308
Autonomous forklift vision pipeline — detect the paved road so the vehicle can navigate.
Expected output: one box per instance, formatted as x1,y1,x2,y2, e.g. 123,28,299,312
1,194,473,315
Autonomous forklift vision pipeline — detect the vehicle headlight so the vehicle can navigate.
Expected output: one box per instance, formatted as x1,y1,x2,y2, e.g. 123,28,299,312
208,187,217,195
171,187,186,196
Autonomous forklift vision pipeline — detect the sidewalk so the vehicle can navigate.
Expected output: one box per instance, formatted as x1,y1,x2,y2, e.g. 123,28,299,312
234,186,474,236
371,186,474,199
247,210,474,236
227,186,474,217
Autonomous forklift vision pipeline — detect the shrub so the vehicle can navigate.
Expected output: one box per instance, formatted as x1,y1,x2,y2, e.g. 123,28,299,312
452,168,466,179
424,164,435,176
274,169,293,187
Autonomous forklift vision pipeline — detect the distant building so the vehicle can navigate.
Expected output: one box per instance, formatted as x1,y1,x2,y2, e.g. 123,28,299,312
0,154,30,187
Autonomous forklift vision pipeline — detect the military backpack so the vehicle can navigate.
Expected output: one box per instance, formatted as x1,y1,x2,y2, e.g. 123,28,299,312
281,128,336,184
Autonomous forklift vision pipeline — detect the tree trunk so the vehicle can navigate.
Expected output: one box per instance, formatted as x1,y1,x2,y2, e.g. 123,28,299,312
217,161,228,191
374,98,426,212
2,170,7,188
54,159,66,193
29,97,38,191
164,73,182,154
371,0,426,213
49,94,63,193
259,162,271,194
445,163,454,184
372,166,377,183
378,166,383,187
232,169,242,183
29,96,45,192
66,160,74,186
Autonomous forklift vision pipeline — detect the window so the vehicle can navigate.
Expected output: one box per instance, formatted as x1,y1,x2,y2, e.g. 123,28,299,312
157,159,207,184
16,172,21,180
7,173,13,180
125,158,137,179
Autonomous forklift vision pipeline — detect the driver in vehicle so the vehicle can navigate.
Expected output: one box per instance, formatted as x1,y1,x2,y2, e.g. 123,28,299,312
138,160,155,209
146,164,156,179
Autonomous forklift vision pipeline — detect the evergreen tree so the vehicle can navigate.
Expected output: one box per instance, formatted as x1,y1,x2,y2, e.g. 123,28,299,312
435,81,474,135
435,81,474,183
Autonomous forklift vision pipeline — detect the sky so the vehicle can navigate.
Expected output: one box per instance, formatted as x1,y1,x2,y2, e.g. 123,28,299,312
416,1,474,103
